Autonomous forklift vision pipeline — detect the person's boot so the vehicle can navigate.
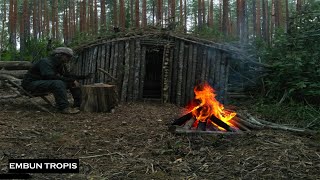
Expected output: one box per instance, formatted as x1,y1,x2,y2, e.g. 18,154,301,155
60,107,80,114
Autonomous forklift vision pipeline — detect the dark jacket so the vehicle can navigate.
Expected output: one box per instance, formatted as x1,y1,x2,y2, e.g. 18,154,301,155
22,57,85,87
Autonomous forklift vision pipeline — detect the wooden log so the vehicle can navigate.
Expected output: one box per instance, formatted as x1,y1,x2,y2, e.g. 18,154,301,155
171,40,179,103
100,45,106,82
162,45,170,103
220,52,226,103
183,117,196,129
80,50,86,84
168,47,174,103
0,61,32,70
186,43,193,104
0,70,27,79
224,54,230,103
176,41,184,106
92,46,99,83
109,42,115,78
113,42,119,79
190,45,198,100
171,112,193,126
210,115,234,132
127,40,135,101
208,49,216,85
133,39,141,100
80,84,118,112
195,46,203,83
169,125,243,135
214,50,221,98
205,48,210,81
105,43,111,77
117,41,125,100
200,47,207,81
121,41,130,102
96,45,103,83
229,119,251,131
181,44,188,105
139,46,147,99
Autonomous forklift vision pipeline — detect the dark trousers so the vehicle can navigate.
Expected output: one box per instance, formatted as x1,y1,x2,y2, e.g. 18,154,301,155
22,80,81,110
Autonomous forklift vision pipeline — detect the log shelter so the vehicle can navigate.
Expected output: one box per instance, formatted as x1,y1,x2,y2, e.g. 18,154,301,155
73,32,245,106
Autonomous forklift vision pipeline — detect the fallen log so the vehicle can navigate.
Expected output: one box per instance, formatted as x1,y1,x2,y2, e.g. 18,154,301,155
0,61,32,70
169,125,243,135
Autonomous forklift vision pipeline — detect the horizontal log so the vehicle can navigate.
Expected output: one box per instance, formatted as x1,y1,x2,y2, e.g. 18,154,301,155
169,125,243,135
0,70,27,78
0,61,32,70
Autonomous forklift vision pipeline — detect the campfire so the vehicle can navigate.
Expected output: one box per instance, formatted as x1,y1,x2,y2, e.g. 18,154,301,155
169,82,314,135
170,82,251,134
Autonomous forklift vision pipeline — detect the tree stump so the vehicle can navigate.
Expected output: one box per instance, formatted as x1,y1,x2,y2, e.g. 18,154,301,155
80,84,118,112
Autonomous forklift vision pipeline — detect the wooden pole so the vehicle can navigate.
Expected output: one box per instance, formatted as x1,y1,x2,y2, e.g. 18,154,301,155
121,41,130,102
133,39,141,100
176,41,184,106
139,46,147,99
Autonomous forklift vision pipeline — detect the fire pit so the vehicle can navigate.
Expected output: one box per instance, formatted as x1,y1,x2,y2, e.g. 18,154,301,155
169,82,311,135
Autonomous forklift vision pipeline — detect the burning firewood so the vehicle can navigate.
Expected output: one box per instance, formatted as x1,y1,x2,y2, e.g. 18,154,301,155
169,82,316,135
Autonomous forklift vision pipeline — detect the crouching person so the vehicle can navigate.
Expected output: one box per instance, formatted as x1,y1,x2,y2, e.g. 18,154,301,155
22,47,92,114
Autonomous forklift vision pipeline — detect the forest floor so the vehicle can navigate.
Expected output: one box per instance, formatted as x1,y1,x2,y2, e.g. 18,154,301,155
0,94,320,179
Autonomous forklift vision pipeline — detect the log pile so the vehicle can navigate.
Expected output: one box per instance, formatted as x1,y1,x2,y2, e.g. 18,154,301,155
0,61,32,79
169,110,316,135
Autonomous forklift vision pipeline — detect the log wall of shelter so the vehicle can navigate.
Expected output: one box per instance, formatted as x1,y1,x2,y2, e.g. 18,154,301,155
74,36,230,106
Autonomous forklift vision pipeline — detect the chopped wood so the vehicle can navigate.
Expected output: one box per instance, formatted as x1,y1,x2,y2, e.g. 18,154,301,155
210,116,234,132
171,112,193,126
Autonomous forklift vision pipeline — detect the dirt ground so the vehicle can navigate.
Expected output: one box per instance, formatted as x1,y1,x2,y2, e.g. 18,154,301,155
0,95,320,180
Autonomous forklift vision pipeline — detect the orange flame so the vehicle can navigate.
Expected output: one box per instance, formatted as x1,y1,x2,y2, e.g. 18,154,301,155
186,82,237,128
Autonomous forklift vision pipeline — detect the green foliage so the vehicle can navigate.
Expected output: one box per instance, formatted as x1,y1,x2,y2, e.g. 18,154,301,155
0,37,63,62
259,1,320,104
243,98,320,130
21,38,63,62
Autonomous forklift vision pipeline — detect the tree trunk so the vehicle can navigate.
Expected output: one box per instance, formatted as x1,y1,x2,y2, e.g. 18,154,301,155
81,84,118,112
119,0,125,30
198,0,202,31
262,0,269,44
113,0,118,28
256,0,261,37
222,0,229,36
142,0,147,28
208,0,214,28
135,0,140,28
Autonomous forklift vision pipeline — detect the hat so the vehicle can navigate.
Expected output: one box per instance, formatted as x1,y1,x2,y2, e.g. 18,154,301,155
52,47,74,57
